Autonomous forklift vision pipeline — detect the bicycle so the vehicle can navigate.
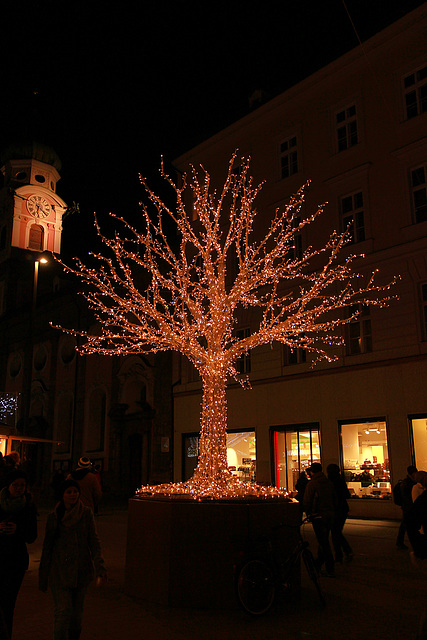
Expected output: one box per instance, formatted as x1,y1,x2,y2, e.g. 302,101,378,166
235,517,326,615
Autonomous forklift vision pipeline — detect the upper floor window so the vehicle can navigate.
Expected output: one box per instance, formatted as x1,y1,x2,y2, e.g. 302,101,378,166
346,304,372,355
28,224,44,251
421,283,427,341
403,65,427,119
283,344,306,366
336,105,358,152
280,135,298,179
236,327,251,374
340,191,365,244
411,166,427,224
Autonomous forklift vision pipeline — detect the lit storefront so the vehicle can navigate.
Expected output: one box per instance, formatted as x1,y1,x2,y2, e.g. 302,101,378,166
340,419,391,499
410,415,427,472
272,424,320,492
182,429,256,482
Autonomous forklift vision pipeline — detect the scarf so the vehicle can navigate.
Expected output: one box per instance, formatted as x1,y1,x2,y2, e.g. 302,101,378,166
60,500,85,528
0,487,26,514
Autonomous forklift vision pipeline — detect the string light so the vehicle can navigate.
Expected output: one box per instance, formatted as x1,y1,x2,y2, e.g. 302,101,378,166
55,154,398,500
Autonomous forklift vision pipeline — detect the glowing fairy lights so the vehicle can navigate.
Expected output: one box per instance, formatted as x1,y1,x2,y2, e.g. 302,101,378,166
56,154,398,500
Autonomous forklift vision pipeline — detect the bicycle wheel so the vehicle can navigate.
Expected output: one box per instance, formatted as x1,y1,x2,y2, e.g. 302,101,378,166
236,559,276,615
301,548,326,607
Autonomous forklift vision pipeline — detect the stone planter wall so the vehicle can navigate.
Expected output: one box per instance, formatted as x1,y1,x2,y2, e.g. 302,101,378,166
125,496,300,609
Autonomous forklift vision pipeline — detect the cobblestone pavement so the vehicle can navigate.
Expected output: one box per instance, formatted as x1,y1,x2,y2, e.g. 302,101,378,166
12,504,427,640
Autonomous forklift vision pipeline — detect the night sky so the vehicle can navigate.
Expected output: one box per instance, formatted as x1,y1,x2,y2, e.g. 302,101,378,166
1,0,425,256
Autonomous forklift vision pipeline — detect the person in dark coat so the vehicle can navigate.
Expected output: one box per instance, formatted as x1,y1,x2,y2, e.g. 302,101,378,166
39,479,107,640
0,470,38,638
295,471,309,515
68,457,102,513
303,462,336,577
327,463,353,562
395,464,418,550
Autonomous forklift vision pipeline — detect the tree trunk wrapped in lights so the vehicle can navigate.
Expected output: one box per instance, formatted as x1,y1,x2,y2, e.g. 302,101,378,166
57,154,397,499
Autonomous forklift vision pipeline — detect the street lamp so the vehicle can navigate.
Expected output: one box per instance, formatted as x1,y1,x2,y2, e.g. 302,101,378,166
23,253,49,435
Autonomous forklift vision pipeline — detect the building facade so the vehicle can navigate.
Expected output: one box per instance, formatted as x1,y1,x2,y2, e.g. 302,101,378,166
171,6,427,517
0,142,173,498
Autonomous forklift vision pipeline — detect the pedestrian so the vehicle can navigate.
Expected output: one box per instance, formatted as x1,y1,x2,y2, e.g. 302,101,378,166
412,471,427,503
327,463,353,562
295,471,308,515
39,479,107,640
303,462,336,577
68,457,102,513
0,470,38,639
394,464,417,550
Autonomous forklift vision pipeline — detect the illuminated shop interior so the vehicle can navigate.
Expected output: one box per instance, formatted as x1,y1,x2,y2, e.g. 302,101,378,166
341,420,390,498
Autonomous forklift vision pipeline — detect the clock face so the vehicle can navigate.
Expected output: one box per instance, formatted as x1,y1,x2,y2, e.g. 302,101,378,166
27,195,51,218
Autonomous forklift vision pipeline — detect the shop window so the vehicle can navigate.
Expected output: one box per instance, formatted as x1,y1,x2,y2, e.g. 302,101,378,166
340,191,365,244
411,166,427,224
409,415,427,472
346,304,372,355
280,135,298,179
403,65,427,119
340,419,391,499
272,424,320,492
336,105,358,152
182,429,256,482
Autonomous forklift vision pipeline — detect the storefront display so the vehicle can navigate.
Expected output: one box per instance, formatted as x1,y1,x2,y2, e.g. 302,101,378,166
340,420,391,499
273,426,320,492
182,430,256,482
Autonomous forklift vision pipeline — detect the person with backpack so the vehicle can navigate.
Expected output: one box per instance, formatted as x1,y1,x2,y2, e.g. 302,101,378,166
394,464,417,550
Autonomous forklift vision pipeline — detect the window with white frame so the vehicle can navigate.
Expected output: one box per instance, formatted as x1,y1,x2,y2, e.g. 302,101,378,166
346,304,372,355
236,327,251,374
280,135,298,179
410,166,427,224
340,191,365,243
421,283,427,340
336,105,358,152
403,65,427,119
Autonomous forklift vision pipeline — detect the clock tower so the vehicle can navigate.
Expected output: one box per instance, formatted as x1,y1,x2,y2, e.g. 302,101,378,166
0,141,67,255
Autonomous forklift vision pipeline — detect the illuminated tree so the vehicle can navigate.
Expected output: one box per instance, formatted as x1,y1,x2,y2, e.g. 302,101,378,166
58,155,396,499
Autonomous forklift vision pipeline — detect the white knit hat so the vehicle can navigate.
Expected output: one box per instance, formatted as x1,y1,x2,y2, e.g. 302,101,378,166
77,456,92,469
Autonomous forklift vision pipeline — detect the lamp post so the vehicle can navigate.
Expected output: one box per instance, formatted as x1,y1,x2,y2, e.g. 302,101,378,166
23,253,49,435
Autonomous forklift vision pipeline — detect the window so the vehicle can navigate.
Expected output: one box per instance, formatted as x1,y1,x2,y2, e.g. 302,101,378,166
86,388,106,452
340,191,365,243
410,415,427,472
236,328,251,374
55,394,73,454
421,283,427,340
280,135,298,179
403,65,427,119
340,419,390,499
28,224,44,251
411,166,427,224
283,344,306,366
0,225,6,251
346,304,372,355
272,424,320,492
336,105,358,152
182,429,256,482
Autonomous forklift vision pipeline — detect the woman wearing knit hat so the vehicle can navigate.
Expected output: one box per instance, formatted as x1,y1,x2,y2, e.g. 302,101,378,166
39,479,107,640
67,457,102,513
0,470,37,638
